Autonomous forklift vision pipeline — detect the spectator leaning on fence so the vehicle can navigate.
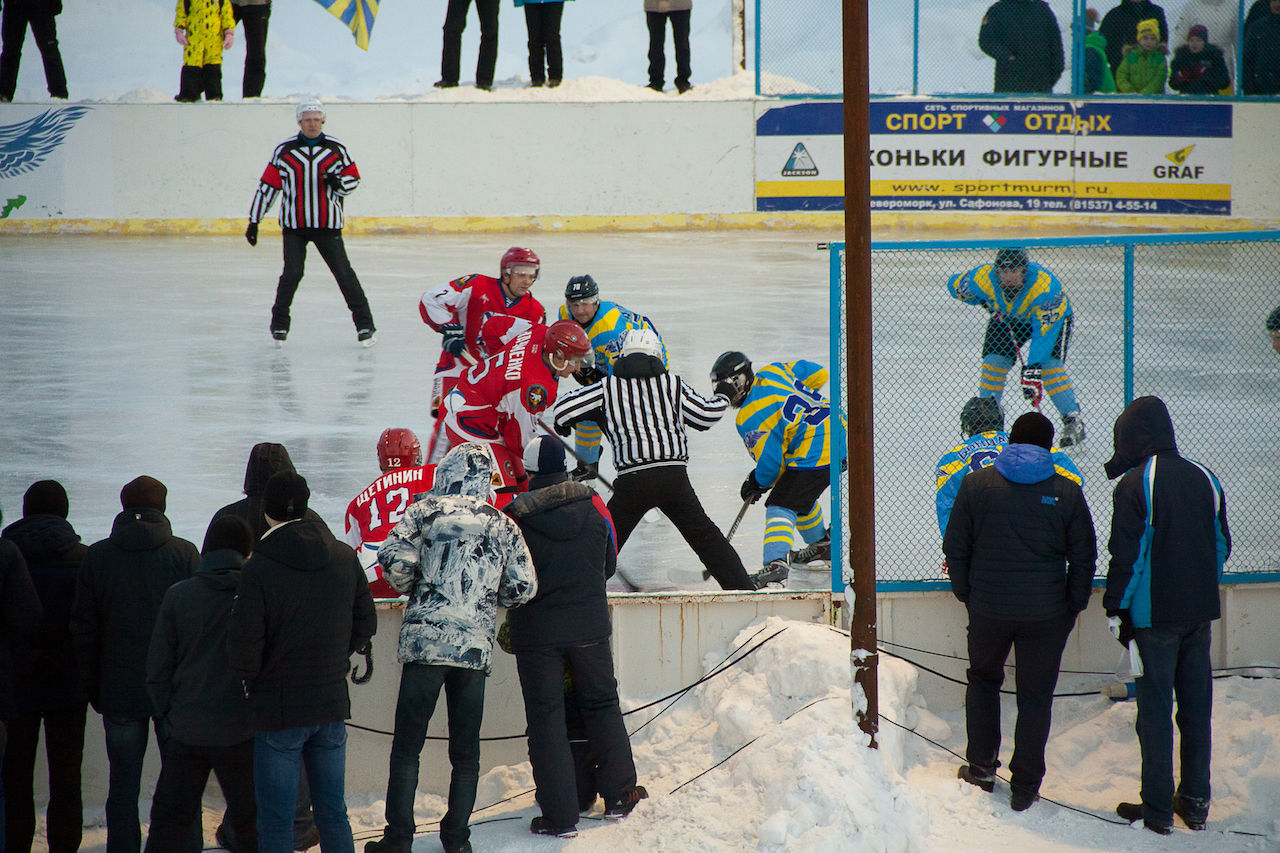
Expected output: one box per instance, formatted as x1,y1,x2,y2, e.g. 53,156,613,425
1169,24,1230,95
1099,0,1168,74
1116,17,1168,93
1172,0,1238,83
978,0,1065,94
1242,0,1280,95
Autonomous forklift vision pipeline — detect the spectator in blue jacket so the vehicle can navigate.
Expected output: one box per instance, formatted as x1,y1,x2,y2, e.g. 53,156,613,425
516,0,571,87
1104,396,1229,835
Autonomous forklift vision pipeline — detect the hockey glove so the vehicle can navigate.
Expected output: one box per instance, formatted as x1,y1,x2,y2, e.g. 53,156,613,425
244,222,258,247
572,364,604,386
740,471,768,504
1020,365,1044,406
324,172,343,193
554,420,572,438
713,379,738,403
1106,610,1135,646
441,322,466,357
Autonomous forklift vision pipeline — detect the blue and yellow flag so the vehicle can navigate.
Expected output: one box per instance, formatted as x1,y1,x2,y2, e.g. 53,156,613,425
312,0,379,50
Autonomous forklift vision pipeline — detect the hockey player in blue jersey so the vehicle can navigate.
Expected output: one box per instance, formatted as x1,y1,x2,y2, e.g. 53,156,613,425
936,397,1083,538
948,248,1085,449
711,351,833,583
559,274,668,480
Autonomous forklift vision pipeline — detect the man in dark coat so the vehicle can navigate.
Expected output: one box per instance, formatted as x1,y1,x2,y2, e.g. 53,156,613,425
227,471,376,852
978,0,1065,93
1,480,86,853
1104,396,1229,835
505,437,646,838
69,475,201,853
144,515,259,852
1242,0,1280,94
943,412,1096,812
0,0,68,101
1099,0,1169,73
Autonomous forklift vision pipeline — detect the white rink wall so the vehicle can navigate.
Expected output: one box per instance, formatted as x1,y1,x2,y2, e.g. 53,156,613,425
4,99,1280,227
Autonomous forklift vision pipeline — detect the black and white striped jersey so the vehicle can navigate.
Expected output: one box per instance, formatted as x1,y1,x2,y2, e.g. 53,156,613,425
553,364,729,474
248,133,359,230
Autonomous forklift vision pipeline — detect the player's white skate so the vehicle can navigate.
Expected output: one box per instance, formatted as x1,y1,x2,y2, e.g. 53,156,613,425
1060,411,1085,450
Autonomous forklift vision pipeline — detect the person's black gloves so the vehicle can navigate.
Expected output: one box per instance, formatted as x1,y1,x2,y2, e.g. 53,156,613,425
554,420,571,437
713,379,737,402
1106,609,1135,646
441,322,466,356
572,364,604,386
740,471,768,504
244,221,258,246
324,173,343,193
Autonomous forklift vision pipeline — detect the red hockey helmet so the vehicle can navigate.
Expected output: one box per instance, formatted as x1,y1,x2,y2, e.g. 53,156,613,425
377,427,423,472
543,319,593,373
500,246,541,280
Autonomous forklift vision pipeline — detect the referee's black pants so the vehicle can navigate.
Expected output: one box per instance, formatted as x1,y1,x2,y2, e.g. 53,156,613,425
609,464,753,590
273,227,375,334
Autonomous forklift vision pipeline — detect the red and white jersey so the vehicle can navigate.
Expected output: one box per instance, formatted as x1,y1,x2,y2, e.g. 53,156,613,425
419,273,546,375
344,464,437,598
479,315,535,356
441,324,560,480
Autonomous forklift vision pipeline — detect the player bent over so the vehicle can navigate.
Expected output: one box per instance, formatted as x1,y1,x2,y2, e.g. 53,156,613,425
439,320,593,491
558,273,668,481
711,352,833,583
948,248,1084,448
420,247,547,463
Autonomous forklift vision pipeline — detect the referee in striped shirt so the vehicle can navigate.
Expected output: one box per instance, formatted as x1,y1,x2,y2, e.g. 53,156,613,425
553,328,760,590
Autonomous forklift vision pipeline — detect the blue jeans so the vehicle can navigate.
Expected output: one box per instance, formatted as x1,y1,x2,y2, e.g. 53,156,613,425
102,715,199,853
1134,621,1213,828
254,723,353,853
383,663,485,849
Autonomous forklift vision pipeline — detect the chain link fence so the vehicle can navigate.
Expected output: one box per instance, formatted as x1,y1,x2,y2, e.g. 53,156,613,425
830,232,1280,589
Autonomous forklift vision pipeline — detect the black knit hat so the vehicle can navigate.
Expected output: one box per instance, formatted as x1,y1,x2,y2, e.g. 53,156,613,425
120,475,167,512
24,480,69,518
202,515,254,557
263,471,309,521
1009,412,1054,450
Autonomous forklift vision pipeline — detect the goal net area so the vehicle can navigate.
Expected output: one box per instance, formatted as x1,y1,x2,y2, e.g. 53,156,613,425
828,232,1280,590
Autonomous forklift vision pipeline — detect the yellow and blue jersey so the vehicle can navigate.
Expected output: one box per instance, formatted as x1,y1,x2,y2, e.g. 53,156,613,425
934,429,1083,536
735,360,831,489
557,300,667,374
947,262,1072,366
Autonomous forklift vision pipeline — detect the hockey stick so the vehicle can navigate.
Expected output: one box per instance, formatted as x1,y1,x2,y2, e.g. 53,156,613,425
993,312,1042,411
536,419,615,491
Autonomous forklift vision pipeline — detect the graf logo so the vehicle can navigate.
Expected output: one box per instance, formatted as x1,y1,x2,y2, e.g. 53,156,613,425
982,114,1007,132
0,106,92,179
781,143,818,177
1165,144,1196,165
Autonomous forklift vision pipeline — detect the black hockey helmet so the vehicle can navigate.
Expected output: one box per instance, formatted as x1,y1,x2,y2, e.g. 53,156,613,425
960,396,1004,438
565,274,599,302
711,351,754,407
994,247,1028,270
1267,304,1280,333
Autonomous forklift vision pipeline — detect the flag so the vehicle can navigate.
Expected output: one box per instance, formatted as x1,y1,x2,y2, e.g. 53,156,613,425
312,0,379,50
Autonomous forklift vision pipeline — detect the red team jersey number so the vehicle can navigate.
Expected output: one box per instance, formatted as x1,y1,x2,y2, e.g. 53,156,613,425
345,465,437,599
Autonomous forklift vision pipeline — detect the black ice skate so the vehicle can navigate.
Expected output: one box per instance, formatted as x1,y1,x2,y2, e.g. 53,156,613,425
748,560,790,590
788,534,831,566
1059,411,1085,449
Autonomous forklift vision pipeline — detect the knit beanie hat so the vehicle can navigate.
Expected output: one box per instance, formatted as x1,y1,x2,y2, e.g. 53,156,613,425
1188,24,1208,41
120,475,167,513
202,515,254,557
1136,18,1160,40
24,479,69,518
263,471,310,522
1009,412,1055,450
523,436,569,490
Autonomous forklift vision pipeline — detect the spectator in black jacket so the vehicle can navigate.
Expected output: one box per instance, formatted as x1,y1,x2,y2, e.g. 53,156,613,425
505,437,647,837
69,475,201,853
1,480,86,853
0,505,44,851
943,412,1096,813
978,0,1064,93
0,0,68,102
1242,0,1280,94
227,471,376,853
1104,396,1229,835
1099,0,1169,73
144,516,258,852
1169,24,1231,94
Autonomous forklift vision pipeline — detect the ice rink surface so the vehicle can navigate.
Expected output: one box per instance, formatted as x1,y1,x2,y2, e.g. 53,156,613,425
0,229,839,590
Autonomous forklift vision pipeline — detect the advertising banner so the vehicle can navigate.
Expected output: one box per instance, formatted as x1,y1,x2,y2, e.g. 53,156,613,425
0,105,106,220
756,100,1232,215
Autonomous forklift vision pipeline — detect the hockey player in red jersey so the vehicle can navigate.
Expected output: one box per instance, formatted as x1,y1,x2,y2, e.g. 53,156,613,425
420,247,548,462
440,320,592,490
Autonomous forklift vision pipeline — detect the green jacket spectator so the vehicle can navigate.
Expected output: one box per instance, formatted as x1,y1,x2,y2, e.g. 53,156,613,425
1085,28,1118,92
1116,19,1167,93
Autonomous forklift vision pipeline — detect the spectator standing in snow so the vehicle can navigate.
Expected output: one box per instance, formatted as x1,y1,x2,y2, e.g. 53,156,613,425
645,0,693,93
437,0,499,90
173,0,235,101
516,0,570,87
944,412,1096,813
231,0,270,97
0,0,68,102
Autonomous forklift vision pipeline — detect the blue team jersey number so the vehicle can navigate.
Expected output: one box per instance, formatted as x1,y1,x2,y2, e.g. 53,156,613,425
781,389,828,427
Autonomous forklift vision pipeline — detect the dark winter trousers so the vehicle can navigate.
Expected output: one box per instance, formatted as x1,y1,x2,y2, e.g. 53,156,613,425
515,642,637,828
3,703,87,853
273,228,375,334
441,0,499,88
645,10,691,91
176,64,224,101
0,3,68,100
382,663,485,849
232,2,271,97
609,464,753,590
1133,621,1213,829
523,2,564,85
964,609,1074,795
144,736,257,853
